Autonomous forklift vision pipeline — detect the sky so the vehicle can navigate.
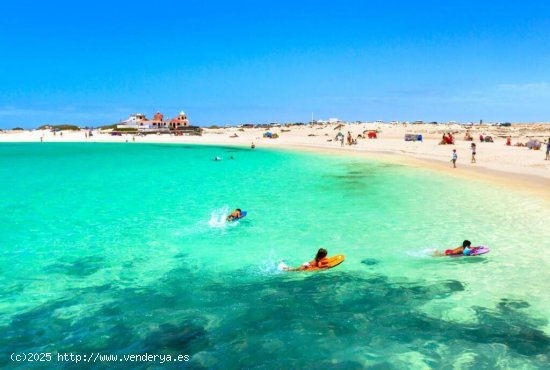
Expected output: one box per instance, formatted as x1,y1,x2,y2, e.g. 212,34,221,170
1,0,549,128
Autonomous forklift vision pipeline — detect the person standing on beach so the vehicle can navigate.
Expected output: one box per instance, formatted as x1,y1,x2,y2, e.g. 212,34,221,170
471,143,476,163
451,149,457,168
546,138,550,160
479,133,484,142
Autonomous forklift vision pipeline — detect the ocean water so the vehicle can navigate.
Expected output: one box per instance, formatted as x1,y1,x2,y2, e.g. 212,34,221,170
0,142,549,369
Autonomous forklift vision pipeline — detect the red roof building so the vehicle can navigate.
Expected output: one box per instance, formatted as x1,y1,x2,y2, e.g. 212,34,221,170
170,111,189,128
151,111,166,127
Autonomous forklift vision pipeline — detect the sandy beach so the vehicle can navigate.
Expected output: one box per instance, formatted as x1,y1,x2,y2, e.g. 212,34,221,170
2,123,549,197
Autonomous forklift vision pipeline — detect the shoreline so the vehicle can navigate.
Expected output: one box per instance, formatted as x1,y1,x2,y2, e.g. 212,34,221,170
1,124,549,200
257,143,550,200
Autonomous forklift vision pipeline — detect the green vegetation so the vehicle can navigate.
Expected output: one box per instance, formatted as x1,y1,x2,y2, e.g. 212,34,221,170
112,128,138,132
96,124,118,130
37,124,80,131
12,127,25,131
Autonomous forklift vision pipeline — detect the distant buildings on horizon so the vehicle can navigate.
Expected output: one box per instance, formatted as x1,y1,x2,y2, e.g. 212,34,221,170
117,111,190,130
30,116,530,131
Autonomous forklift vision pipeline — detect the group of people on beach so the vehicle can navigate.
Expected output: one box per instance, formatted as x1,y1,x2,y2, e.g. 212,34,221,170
440,133,455,145
450,143,477,168
451,136,550,168
478,133,494,142
335,131,359,147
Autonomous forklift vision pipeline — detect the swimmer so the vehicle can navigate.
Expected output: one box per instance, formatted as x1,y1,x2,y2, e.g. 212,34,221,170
434,240,476,256
227,209,242,221
282,248,330,271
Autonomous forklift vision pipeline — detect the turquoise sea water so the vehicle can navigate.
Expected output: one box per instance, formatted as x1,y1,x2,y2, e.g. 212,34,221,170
0,142,549,369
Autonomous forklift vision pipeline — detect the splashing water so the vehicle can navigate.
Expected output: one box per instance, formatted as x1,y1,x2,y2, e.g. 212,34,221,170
208,206,229,227
208,206,240,228
257,249,287,274
406,248,438,258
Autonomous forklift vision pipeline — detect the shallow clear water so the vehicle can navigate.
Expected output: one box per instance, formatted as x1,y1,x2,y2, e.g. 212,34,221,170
0,143,549,369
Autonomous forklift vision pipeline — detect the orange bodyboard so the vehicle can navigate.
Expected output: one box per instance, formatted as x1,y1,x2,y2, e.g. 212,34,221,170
303,254,345,271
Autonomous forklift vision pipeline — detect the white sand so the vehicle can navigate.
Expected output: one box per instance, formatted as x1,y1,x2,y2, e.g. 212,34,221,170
2,123,549,198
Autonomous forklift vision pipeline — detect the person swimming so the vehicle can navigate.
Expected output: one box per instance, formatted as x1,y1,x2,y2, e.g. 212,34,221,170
227,209,242,221
434,240,474,256
282,248,330,271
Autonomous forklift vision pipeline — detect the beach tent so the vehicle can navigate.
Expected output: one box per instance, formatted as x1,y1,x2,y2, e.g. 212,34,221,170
404,134,422,142
264,132,273,138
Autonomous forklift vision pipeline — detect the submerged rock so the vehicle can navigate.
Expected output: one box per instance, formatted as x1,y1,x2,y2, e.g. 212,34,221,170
361,258,380,266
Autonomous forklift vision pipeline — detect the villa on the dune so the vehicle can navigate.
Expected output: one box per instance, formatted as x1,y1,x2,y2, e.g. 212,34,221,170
116,111,201,135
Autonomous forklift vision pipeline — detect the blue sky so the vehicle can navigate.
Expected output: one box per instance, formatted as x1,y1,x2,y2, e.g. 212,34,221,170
1,0,549,128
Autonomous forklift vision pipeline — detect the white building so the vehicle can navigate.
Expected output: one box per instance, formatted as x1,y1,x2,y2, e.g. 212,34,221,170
117,113,154,129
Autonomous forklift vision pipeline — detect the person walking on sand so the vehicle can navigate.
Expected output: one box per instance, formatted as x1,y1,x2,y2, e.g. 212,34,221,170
471,143,476,163
451,149,457,168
